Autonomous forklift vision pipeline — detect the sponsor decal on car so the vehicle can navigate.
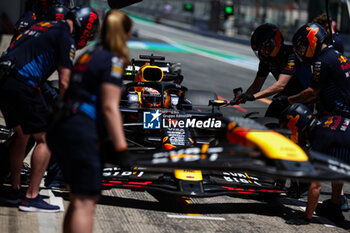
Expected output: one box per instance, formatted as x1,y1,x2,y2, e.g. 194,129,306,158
151,146,222,164
103,167,144,177
222,172,262,186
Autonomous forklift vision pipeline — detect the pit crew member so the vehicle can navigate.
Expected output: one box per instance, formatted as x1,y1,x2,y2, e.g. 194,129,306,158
0,5,99,212
313,13,344,54
312,13,348,211
10,0,72,43
235,23,312,117
285,23,350,118
47,10,131,232
280,103,349,224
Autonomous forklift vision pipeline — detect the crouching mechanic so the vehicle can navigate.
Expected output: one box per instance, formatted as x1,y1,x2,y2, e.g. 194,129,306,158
281,23,350,118
280,103,349,224
0,5,99,212
3,3,70,190
10,0,72,43
47,10,131,233
235,23,312,117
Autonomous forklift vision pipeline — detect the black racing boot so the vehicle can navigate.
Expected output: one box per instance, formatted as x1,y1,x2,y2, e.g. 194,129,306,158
340,195,350,212
316,199,345,222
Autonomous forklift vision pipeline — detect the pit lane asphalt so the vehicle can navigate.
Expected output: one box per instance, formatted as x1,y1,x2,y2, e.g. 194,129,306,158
1,19,350,232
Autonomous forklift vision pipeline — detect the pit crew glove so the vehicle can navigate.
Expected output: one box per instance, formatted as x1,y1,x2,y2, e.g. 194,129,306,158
272,95,290,107
235,93,255,104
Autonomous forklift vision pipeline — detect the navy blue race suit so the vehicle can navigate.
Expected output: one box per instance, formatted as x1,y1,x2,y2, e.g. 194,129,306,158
47,44,124,196
311,46,350,118
8,7,65,104
258,44,312,117
309,115,350,162
0,20,75,133
332,33,344,54
11,9,38,43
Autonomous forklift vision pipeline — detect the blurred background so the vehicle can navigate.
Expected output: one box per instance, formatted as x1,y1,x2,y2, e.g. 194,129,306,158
0,0,350,52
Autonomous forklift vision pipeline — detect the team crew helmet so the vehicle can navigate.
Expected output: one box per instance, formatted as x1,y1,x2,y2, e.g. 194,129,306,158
292,23,328,64
43,4,69,21
65,5,100,49
251,23,284,61
279,103,315,144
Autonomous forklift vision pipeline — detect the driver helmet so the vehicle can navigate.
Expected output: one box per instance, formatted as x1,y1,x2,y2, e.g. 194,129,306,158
65,5,100,49
292,23,328,64
43,4,69,21
141,87,163,108
251,23,284,61
279,103,315,145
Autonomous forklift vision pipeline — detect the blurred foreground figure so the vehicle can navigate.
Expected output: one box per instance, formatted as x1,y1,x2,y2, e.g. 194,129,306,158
47,10,131,233
0,5,99,212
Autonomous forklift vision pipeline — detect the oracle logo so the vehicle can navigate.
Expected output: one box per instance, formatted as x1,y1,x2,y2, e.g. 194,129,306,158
77,12,98,47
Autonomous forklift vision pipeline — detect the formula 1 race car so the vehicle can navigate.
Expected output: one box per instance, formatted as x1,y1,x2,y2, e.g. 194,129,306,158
1,54,349,199
102,115,350,197
101,54,350,198
119,54,223,150
102,54,282,197
102,116,290,197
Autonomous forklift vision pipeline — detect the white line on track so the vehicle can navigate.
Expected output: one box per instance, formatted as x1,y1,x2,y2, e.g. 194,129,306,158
139,30,258,71
167,215,225,221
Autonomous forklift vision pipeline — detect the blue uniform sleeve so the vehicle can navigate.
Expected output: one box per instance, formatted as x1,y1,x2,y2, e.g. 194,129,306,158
256,61,269,77
101,55,123,87
56,33,75,70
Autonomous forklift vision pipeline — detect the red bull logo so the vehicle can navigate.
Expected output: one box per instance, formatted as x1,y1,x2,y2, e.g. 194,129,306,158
78,54,91,64
38,22,52,27
305,26,319,58
31,22,53,32
74,53,91,72
286,61,295,71
323,117,333,128
339,56,348,63
338,55,350,71
286,115,299,143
